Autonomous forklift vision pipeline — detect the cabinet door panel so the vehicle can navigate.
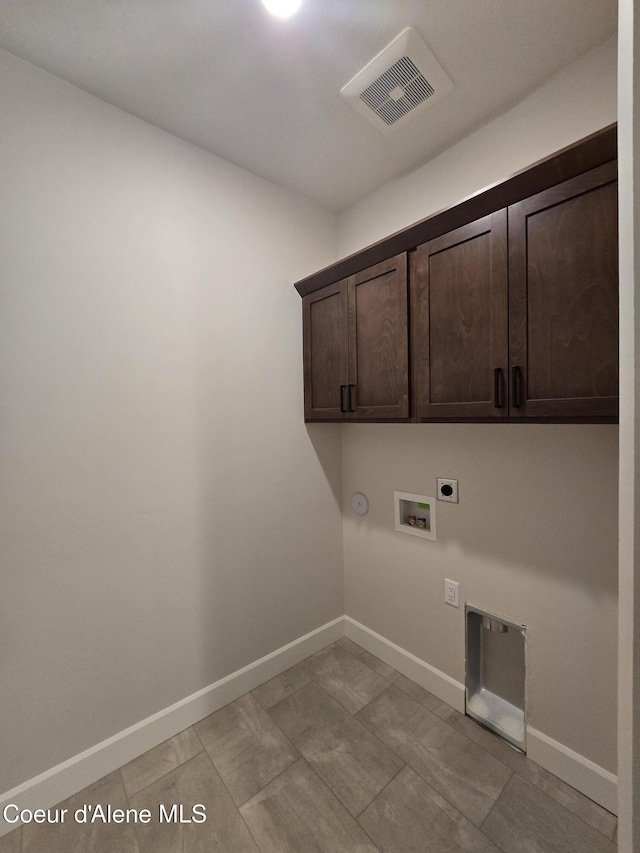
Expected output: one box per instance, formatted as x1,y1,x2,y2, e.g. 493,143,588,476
413,212,508,419
348,254,409,419
302,280,348,420
509,161,618,418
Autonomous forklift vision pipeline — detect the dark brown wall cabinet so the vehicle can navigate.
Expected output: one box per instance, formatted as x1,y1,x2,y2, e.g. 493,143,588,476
303,254,409,421
297,126,619,424
412,161,618,420
508,161,618,419
412,211,509,419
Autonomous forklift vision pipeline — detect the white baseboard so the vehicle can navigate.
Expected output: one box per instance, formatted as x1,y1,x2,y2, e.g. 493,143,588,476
0,616,344,839
344,616,617,814
1,613,618,839
344,616,466,712
526,726,618,815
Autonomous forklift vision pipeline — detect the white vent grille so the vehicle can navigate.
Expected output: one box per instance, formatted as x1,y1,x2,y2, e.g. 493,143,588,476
341,28,453,134
359,56,435,127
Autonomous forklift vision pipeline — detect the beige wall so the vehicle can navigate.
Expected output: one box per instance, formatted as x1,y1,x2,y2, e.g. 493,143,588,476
343,425,618,769
0,49,342,795
339,36,617,256
0,28,622,802
339,38,619,772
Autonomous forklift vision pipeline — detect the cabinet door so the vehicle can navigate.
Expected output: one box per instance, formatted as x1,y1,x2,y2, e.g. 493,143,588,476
413,211,509,419
509,161,618,419
348,253,409,420
302,279,348,420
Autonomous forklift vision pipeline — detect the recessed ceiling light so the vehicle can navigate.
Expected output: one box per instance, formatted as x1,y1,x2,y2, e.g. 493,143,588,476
261,0,302,18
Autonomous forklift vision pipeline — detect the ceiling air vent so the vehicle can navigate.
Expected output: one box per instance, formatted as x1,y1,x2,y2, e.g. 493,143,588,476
341,27,453,134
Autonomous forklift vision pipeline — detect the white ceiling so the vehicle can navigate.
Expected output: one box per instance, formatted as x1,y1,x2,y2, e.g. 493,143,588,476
0,0,617,211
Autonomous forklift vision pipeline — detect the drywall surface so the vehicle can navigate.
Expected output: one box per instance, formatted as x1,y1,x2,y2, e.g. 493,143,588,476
339,39,619,772
0,49,342,794
342,425,618,771
338,36,617,257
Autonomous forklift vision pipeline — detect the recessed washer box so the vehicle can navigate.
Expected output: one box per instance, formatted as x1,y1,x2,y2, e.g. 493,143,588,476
394,491,437,541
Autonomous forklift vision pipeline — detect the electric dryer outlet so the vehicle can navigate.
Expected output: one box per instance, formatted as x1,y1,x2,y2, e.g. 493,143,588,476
437,478,458,503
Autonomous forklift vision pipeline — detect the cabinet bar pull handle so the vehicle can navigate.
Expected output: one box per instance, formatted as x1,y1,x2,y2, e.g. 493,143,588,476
348,384,355,413
511,365,521,408
340,385,347,413
494,368,503,409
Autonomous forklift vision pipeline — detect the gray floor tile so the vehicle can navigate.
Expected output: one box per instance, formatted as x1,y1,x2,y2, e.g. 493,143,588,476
120,727,202,797
506,755,617,841
240,758,379,853
269,680,404,816
448,711,617,840
130,751,258,853
22,771,139,853
194,693,298,806
359,765,501,853
482,773,617,853
0,828,21,853
301,643,390,714
336,638,398,680
391,671,457,722
357,685,511,826
11,641,617,853
251,663,311,710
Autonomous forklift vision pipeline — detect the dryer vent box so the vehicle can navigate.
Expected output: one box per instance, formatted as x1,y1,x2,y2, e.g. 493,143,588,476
340,27,453,134
466,605,526,752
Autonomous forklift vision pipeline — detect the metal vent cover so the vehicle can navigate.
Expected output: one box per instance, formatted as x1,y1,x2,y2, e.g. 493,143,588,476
341,28,453,134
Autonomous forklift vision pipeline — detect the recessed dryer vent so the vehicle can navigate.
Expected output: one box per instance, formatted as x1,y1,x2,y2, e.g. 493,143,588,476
465,605,526,752
340,27,453,134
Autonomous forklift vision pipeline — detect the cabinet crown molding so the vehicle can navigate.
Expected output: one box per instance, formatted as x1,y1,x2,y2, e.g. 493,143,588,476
294,124,617,299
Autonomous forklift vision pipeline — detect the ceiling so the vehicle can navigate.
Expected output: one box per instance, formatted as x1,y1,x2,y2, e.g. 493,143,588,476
0,0,617,211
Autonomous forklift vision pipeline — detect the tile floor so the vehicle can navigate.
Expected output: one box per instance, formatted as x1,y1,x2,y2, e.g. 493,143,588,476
1,637,617,852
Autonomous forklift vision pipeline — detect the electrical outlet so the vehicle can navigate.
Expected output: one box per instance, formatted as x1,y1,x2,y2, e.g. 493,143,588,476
437,478,458,503
445,578,459,607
